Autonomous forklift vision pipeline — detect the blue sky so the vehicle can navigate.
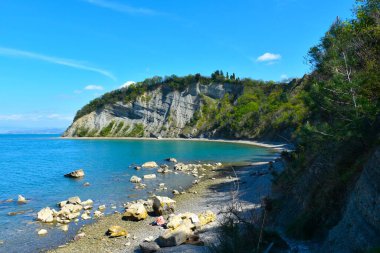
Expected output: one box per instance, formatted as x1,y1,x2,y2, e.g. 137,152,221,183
0,0,355,131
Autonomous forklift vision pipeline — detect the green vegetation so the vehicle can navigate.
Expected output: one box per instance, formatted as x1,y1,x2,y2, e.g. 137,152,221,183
273,0,380,240
99,121,116,137
125,123,144,137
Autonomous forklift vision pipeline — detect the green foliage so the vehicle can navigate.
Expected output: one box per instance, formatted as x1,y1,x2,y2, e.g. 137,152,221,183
99,121,116,137
126,123,144,137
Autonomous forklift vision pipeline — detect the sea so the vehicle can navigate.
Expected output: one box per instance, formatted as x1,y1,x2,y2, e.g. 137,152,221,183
0,134,278,252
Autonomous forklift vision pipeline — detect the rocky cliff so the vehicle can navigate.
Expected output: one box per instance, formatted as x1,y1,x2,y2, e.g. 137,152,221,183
63,82,243,138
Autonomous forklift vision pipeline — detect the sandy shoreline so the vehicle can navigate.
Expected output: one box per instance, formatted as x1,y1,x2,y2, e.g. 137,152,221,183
60,136,290,150
47,160,277,253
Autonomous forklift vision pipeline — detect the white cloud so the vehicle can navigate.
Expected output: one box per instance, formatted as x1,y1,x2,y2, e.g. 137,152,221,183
280,74,288,80
83,0,162,16
256,53,282,62
84,85,104,90
0,113,73,122
0,46,116,80
120,81,136,89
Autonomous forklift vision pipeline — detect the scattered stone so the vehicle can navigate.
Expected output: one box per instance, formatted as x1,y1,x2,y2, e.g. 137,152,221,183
74,232,86,240
58,224,69,232
166,158,178,163
106,226,128,238
135,166,142,170
144,174,157,179
198,211,216,226
17,195,27,204
160,164,169,169
37,207,54,223
142,161,158,168
64,169,85,178
83,182,90,187
159,183,165,188
125,242,131,246
172,190,180,195
130,175,142,183
38,229,48,236
68,196,81,205
140,241,160,253
5,199,13,203
8,209,31,216
98,205,106,211
0,240,4,245
81,212,91,220
153,196,176,215
157,224,193,247
81,199,93,209
94,211,103,218
123,203,148,221
58,200,68,208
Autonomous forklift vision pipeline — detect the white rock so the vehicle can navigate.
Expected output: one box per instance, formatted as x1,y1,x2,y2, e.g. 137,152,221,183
17,195,27,204
142,161,158,168
37,207,54,223
98,205,106,211
144,174,157,179
38,229,48,236
67,196,81,205
130,176,142,183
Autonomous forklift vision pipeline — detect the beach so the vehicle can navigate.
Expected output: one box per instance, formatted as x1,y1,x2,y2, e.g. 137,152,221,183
48,159,280,252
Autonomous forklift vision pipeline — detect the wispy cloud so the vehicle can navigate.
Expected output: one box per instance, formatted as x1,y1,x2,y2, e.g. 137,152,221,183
84,85,104,90
256,52,282,62
119,81,136,89
83,0,163,16
0,46,116,80
0,113,73,122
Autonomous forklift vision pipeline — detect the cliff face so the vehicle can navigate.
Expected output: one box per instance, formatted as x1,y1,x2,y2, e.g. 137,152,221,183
63,82,242,138
320,147,380,252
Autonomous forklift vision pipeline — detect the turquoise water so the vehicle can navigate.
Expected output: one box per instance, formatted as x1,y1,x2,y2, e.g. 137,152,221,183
0,134,277,252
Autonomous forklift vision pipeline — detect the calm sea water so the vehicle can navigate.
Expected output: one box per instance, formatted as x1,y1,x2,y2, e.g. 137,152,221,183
0,134,277,252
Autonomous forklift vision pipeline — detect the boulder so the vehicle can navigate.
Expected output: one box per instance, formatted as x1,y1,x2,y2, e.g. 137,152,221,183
135,166,142,170
174,163,188,171
37,207,54,223
144,174,157,179
17,195,27,204
64,169,85,178
81,199,93,208
172,190,180,195
106,225,128,237
167,212,198,230
123,203,148,221
153,196,176,215
58,224,69,232
67,196,81,205
94,210,103,218
142,161,158,168
130,175,142,183
167,158,177,163
98,205,106,211
83,182,90,187
157,224,193,247
81,212,91,220
140,241,160,253
198,211,216,226
58,201,68,208
37,229,48,236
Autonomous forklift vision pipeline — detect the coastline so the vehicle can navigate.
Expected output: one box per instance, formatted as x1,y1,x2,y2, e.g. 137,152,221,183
47,159,280,253
60,136,291,151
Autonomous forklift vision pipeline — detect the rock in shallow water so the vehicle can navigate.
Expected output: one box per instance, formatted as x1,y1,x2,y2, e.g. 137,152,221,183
37,229,48,236
130,175,142,183
144,174,157,179
64,169,85,178
142,161,158,168
37,207,54,223
17,195,27,204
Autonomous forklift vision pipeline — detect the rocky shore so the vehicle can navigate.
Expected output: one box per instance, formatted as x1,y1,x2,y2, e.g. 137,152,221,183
44,158,278,253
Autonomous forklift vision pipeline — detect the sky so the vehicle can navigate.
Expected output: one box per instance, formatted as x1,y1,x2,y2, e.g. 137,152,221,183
0,0,355,131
